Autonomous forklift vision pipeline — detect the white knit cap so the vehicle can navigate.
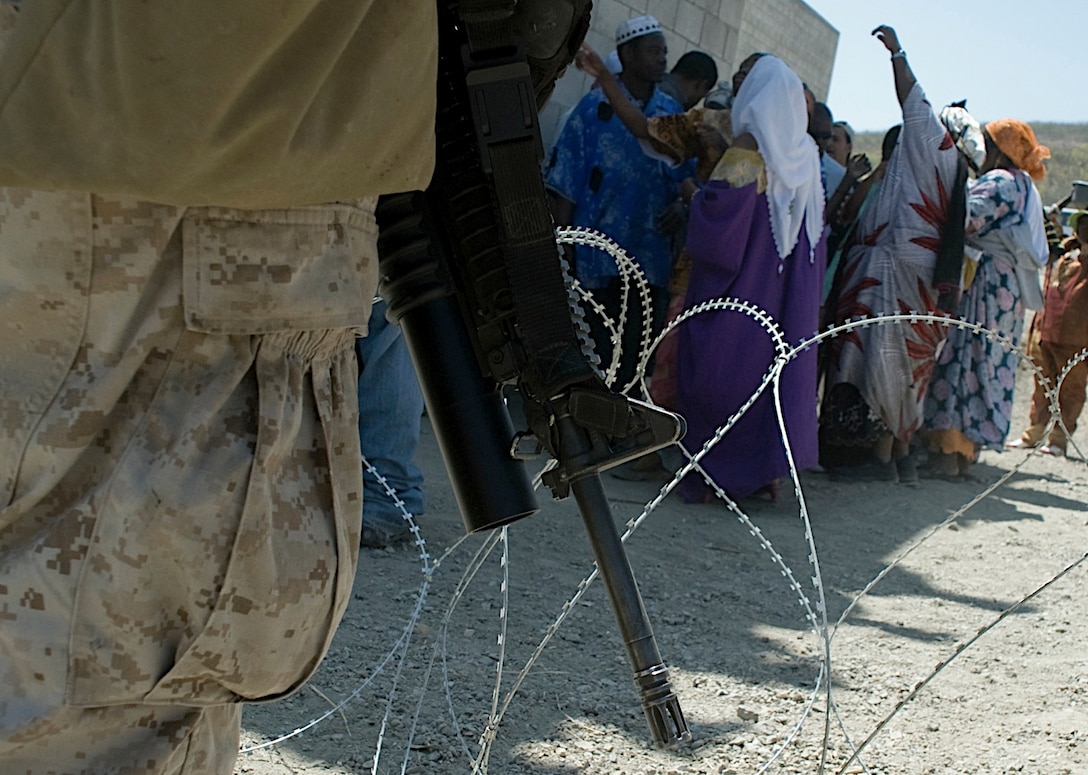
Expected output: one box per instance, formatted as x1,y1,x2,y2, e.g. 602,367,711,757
615,15,662,46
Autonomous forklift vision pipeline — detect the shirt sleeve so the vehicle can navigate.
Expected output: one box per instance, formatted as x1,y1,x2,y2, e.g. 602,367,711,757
901,82,950,158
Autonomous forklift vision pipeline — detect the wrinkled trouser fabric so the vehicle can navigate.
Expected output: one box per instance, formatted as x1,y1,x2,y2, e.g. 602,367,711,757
0,189,371,773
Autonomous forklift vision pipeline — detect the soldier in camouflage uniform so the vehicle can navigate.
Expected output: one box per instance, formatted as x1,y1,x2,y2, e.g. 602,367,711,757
0,3,421,773
0,1,591,772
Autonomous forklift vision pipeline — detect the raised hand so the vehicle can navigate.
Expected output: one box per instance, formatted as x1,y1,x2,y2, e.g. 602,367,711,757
871,24,902,55
846,153,872,181
575,44,608,80
872,24,914,106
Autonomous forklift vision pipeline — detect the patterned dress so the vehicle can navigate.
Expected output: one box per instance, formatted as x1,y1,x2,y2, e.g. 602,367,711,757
924,168,1048,455
820,83,961,464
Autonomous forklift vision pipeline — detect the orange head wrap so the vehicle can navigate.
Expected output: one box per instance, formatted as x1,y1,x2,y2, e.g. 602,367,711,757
984,119,1050,181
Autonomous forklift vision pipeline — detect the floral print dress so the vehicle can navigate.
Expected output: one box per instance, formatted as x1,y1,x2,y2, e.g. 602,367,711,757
924,168,1048,455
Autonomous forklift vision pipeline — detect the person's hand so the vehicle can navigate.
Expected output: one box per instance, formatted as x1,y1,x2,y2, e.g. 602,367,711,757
845,153,872,182
855,166,880,187
871,24,902,55
575,44,608,80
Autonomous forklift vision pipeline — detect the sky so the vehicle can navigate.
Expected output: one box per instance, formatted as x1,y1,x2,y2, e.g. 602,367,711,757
804,0,1086,132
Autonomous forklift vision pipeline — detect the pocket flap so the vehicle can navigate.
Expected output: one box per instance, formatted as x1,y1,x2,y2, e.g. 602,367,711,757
182,202,377,335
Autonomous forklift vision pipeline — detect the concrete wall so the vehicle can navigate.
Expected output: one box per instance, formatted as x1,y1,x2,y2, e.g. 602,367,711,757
540,0,839,147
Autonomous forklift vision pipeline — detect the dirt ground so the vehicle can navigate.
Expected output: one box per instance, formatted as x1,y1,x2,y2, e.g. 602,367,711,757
237,362,1087,775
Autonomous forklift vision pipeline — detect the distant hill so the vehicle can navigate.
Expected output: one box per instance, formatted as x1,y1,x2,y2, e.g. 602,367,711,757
852,122,1088,207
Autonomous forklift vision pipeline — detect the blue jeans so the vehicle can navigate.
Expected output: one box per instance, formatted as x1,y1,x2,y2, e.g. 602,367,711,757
357,300,425,540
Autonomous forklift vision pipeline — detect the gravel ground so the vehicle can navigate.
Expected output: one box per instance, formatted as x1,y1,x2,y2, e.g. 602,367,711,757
237,362,1087,775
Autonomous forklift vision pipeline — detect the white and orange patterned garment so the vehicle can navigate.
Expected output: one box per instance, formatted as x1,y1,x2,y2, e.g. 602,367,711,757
645,106,734,184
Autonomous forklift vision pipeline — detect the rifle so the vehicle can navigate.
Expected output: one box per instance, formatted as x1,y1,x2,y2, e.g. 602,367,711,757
376,0,690,747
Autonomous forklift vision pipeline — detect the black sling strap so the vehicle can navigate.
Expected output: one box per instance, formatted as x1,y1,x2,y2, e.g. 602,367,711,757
457,0,598,398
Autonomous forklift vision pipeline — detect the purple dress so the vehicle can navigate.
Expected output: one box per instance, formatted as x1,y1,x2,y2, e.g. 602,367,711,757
676,178,825,501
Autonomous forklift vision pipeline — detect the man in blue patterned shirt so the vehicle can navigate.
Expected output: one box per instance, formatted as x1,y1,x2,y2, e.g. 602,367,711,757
545,15,689,391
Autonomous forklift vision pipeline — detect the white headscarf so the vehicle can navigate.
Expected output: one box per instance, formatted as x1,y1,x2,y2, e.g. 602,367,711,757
730,56,824,259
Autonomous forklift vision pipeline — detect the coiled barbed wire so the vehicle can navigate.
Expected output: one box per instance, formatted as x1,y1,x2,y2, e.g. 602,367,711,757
556,226,655,393
240,232,1087,775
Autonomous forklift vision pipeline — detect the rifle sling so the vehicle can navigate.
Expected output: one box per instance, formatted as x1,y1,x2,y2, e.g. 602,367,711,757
459,0,597,398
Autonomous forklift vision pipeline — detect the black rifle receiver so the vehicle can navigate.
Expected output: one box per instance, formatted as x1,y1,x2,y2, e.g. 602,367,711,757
376,0,690,748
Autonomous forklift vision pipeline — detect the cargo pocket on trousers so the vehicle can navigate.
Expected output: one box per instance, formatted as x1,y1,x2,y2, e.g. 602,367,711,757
66,202,369,706
141,337,361,704
68,332,362,706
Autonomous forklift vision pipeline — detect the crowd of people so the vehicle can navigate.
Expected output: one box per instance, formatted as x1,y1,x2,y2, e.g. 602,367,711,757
0,4,1083,773
549,16,1083,500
